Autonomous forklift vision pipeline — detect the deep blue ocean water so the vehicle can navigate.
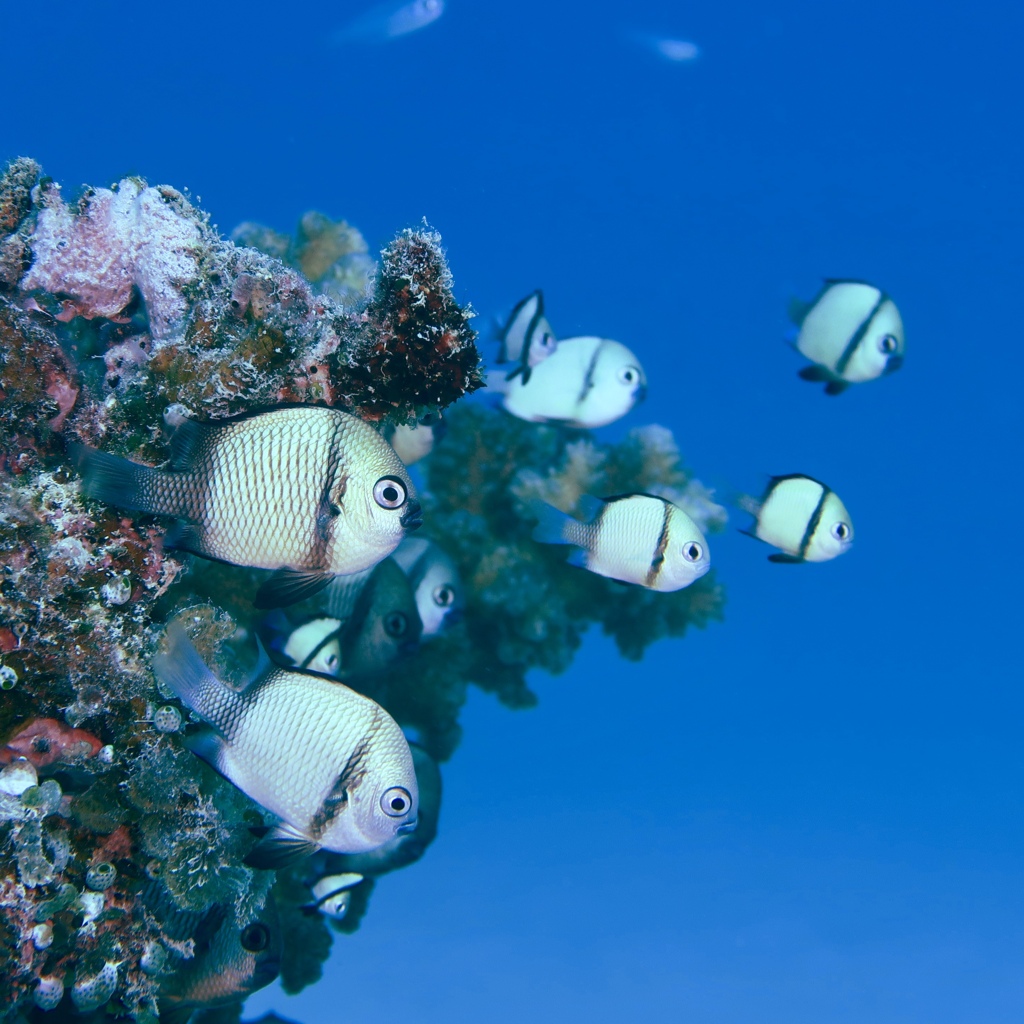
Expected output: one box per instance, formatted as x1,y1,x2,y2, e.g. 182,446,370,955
4,0,1023,1020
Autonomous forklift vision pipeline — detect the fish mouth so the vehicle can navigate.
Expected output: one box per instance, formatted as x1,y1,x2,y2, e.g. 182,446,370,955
885,354,904,373
634,384,648,404
400,500,423,531
694,562,711,578
396,819,418,835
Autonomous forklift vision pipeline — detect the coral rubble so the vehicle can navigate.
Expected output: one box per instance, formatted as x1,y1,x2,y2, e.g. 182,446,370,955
0,156,723,1022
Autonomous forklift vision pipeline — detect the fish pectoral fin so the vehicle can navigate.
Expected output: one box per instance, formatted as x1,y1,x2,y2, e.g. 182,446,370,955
768,553,804,564
254,568,334,609
163,520,204,555
244,823,321,870
797,365,832,383
823,380,849,396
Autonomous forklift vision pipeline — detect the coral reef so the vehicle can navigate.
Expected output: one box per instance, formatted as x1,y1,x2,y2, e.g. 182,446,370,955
0,156,723,1022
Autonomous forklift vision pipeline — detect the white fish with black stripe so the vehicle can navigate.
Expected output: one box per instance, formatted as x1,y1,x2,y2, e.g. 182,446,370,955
495,290,557,385
740,474,853,563
492,336,646,428
68,406,422,608
790,279,905,395
153,621,419,868
382,411,446,467
391,537,462,637
528,493,710,591
302,873,364,920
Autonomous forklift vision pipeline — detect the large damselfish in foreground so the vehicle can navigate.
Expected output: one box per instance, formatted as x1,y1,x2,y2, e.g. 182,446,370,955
153,622,419,867
70,406,421,607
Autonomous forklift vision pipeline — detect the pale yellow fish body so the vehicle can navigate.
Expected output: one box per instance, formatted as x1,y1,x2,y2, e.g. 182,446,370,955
183,408,413,574
223,670,416,853
154,625,418,858
795,281,905,385
753,475,854,562
387,421,436,465
537,494,710,591
74,407,419,585
500,336,646,428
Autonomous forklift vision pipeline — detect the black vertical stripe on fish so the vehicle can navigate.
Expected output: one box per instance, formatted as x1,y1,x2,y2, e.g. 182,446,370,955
298,624,344,672
834,292,887,375
576,341,604,404
313,421,347,562
645,500,673,588
311,741,370,839
797,485,830,560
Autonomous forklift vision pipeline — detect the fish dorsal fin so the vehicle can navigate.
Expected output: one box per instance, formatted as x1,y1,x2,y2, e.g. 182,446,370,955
576,494,605,523
254,568,334,609
167,417,217,472
244,822,320,870
787,297,813,326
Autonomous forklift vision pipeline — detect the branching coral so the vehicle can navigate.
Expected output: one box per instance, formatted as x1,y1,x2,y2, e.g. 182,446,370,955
0,155,723,1022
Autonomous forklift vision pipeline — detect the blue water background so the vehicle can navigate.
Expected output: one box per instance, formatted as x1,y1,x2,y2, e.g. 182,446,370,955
4,0,1024,1019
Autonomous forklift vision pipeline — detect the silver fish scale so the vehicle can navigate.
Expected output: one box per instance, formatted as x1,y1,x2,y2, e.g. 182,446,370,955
588,497,665,581
224,670,389,836
195,411,339,569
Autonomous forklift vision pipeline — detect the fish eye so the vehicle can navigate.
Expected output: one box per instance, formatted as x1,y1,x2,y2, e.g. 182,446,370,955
323,651,339,670
831,522,851,541
432,584,456,608
384,612,408,638
682,542,703,562
373,476,407,510
617,365,640,385
240,923,270,953
539,333,555,351
878,334,898,354
380,787,412,817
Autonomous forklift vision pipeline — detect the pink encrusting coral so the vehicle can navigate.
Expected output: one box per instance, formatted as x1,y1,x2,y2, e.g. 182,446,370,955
19,179,207,341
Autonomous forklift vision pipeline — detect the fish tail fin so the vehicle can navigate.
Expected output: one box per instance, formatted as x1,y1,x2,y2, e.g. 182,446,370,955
787,297,812,326
152,621,240,729
526,500,575,546
68,442,163,514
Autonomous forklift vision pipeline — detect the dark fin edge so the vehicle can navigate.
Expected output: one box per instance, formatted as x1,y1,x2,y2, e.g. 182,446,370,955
244,824,321,870
254,568,334,609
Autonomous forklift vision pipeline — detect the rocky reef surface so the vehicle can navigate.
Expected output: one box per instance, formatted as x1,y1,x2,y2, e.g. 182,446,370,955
0,157,724,1022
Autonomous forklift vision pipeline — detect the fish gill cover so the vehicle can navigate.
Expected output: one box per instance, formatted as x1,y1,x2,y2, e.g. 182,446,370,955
0,157,724,1022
